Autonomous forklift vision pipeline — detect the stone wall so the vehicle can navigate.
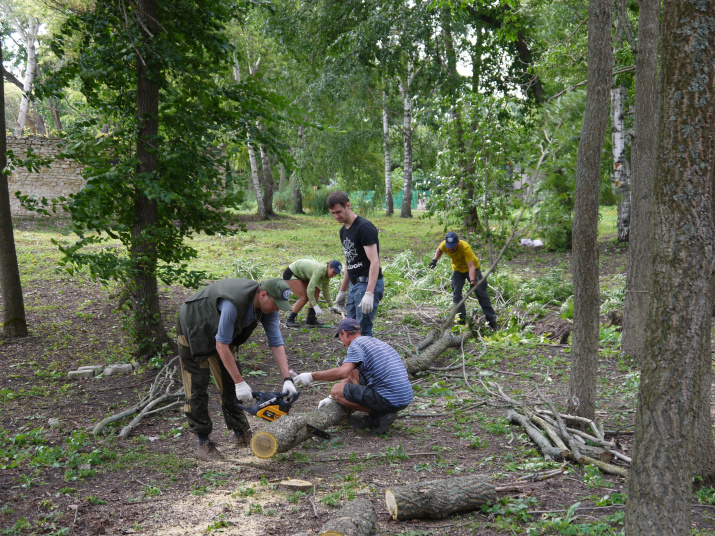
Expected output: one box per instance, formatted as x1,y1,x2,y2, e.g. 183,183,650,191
7,135,85,216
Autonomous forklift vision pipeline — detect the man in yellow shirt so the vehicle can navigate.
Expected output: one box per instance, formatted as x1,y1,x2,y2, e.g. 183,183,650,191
429,232,497,330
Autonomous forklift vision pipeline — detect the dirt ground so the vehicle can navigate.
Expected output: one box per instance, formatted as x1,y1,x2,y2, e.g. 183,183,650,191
2,219,714,536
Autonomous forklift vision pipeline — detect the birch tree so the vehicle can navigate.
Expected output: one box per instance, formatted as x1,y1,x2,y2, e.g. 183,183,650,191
398,60,417,218
624,0,715,528
383,88,394,216
568,0,612,420
1,0,40,136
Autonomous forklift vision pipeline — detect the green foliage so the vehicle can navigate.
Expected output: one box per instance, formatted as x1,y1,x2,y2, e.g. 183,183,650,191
694,485,715,505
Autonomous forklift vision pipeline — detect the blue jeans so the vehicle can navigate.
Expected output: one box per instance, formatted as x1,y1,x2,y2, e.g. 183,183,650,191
451,269,496,322
346,278,385,337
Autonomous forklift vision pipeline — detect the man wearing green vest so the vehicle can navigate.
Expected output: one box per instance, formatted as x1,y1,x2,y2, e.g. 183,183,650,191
177,277,297,460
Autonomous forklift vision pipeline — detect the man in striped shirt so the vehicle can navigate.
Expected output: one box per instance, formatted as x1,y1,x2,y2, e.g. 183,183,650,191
292,318,413,434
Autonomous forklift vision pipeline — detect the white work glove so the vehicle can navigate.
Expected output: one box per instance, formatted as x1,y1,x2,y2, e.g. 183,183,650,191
335,291,347,308
293,372,314,387
318,396,334,409
360,292,374,315
313,305,323,317
282,379,298,396
235,381,253,404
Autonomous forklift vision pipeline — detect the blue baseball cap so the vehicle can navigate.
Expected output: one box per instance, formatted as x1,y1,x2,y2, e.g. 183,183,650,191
334,318,361,338
445,232,459,247
329,260,342,275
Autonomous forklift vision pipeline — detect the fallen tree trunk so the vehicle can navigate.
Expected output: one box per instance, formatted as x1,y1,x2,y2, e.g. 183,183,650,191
251,402,348,459
403,331,473,376
385,475,496,521
318,497,377,536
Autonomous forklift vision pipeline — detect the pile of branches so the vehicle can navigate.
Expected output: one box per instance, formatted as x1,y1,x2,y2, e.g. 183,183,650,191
91,356,183,438
483,381,629,478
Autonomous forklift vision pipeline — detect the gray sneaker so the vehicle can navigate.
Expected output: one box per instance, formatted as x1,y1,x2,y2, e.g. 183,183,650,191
197,441,224,461
372,412,399,435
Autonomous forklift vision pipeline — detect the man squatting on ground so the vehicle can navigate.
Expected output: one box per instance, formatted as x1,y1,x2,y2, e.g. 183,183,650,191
327,191,384,337
292,318,413,434
177,277,298,460
429,232,498,330
283,259,343,328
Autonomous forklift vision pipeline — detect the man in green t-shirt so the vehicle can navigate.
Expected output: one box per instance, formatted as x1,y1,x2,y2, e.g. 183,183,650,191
282,259,342,328
429,232,497,329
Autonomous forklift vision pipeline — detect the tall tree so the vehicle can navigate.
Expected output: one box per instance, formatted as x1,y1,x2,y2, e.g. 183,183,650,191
0,44,28,338
129,0,166,355
31,0,282,356
382,87,393,216
1,0,40,136
399,60,417,218
620,0,659,363
568,0,612,420
624,0,715,529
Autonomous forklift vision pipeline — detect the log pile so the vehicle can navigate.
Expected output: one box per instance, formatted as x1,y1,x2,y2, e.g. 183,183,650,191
485,381,629,477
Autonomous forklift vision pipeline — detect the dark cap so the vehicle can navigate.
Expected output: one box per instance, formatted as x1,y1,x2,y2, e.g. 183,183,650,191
329,260,342,275
445,232,459,247
334,317,362,338
261,278,292,311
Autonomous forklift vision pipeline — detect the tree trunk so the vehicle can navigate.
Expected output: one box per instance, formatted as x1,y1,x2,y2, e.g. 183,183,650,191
385,476,496,521
624,0,715,530
131,0,171,357
14,20,39,136
291,125,305,214
247,136,266,219
383,89,393,216
258,123,275,218
620,0,659,364
251,402,349,458
568,0,612,421
399,64,414,218
402,331,473,376
47,98,62,131
32,106,46,136
317,498,377,536
0,45,28,338
278,162,286,191
611,84,629,242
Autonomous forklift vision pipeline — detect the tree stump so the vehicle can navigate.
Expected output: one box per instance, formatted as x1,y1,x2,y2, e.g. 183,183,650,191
319,497,377,536
251,402,348,459
385,476,496,521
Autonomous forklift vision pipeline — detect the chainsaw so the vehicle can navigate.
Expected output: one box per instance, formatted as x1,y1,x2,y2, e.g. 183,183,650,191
236,391,300,422
235,390,331,439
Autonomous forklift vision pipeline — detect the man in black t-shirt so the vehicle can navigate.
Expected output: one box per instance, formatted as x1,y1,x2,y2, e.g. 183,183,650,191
327,191,384,337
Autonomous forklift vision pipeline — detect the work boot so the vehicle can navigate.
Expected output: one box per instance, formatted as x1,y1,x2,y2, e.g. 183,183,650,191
197,440,224,461
231,430,252,448
457,313,467,325
488,319,499,331
305,307,320,327
285,312,300,328
372,412,399,435
348,413,377,430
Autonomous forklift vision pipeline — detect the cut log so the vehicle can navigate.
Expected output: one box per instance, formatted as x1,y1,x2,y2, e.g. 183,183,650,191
251,402,348,459
318,497,377,536
403,331,473,376
385,476,496,521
